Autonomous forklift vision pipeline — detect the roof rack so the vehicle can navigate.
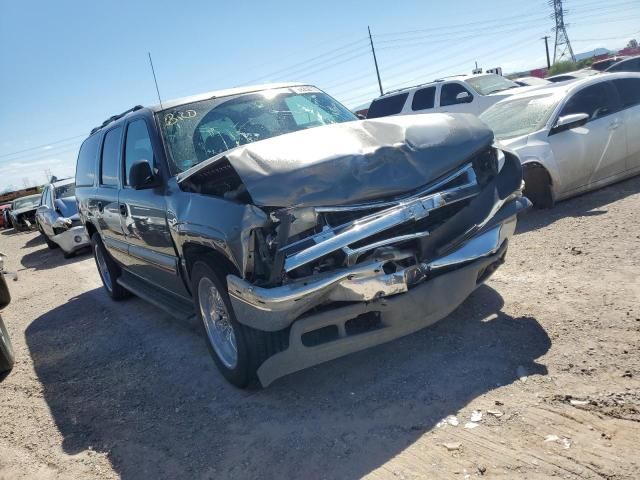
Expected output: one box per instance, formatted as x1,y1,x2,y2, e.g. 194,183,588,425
90,105,144,134
380,74,470,97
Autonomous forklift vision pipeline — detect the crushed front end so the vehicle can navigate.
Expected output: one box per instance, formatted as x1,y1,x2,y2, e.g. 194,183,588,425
227,144,529,386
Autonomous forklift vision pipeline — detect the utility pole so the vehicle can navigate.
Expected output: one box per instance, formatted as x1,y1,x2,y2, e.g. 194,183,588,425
368,26,384,96
542,36,551,69
549,0,576,64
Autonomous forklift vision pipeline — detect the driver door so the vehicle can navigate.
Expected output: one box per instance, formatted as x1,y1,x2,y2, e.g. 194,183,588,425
548,81,626,196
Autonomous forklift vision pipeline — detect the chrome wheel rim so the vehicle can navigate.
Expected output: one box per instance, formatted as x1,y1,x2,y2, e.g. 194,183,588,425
95,245,112,292
198,277,238,369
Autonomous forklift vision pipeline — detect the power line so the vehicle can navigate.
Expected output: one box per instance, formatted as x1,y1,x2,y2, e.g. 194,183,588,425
0,134,85,159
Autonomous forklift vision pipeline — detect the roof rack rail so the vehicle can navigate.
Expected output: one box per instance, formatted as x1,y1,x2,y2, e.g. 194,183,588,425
90,105,144,134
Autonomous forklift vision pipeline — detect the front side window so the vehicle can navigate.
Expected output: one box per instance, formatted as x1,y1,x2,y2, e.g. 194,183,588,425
158,86,356,173
124,119,154,185
613,78,640,108
560,83,619,120
100,127,122,186
440,83,473,107
411,87,436,111
367,93,409,119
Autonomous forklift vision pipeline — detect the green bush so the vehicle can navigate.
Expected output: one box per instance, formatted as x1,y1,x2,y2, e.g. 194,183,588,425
547,58,594,77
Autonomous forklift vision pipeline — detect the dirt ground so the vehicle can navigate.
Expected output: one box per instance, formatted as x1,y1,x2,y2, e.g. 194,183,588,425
0,177,639,480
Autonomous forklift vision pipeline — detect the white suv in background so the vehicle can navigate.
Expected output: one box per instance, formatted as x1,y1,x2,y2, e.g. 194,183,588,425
366,73,533,118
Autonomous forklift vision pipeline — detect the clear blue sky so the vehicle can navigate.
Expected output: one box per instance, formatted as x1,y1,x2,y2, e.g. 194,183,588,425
1,0,638,192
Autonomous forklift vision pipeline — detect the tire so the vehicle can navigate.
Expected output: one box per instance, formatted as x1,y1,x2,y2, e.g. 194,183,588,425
45,235,59,250
91,233,129,300
0,314,15,373
523,164,554,209
191,260,288,388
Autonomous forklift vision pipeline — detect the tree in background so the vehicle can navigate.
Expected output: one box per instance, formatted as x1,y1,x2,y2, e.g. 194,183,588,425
627,39,638,49
547,58,593,77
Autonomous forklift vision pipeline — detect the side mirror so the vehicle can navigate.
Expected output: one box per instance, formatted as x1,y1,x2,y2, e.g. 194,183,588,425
129,160,156,190
455,91,472,103
550,113,589,135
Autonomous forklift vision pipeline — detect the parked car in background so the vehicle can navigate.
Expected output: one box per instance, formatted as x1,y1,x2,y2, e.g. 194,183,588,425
513,76,551,87
0,204,11,229
480,73,640,208
546,69,598,83
605,56,640,73
75,83,528,387
35,178,90,257
366,73,534,119
8,194,41,231
591,56,628,72
0,253,15,374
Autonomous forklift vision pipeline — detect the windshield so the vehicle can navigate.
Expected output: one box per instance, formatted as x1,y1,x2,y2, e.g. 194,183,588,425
12,196,40,210
480,93,561,140
466,74,520,95
158,86,357,173
54,183,75,198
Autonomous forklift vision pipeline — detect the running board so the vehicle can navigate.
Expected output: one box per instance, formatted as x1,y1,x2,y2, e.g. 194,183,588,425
117,271,194,321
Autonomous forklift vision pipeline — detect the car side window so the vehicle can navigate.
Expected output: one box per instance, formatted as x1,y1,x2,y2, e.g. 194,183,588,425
76,134,101,187
100,127,122,186
440,83,473,107
560,82,618,121
47,187,54,208
612,78,640,109
124,119,154,186
411,86,436,111
366,93,409,118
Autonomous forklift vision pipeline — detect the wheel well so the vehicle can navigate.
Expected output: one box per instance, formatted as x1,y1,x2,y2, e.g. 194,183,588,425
522,162,552,185
183,244,240,284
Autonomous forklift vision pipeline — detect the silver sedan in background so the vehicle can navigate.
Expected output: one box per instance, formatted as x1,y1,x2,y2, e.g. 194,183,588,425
35,178,90,257
480,72,640,208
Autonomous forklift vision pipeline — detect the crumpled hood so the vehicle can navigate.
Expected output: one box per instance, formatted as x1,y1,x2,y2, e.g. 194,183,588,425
180,113,494,207
54,196,79,219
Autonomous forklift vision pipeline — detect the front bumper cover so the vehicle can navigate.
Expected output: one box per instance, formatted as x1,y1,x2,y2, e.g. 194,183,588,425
52,226,90,254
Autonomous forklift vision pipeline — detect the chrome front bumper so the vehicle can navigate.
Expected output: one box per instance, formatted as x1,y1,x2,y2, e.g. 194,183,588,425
228,206,521,332
52,226,90,254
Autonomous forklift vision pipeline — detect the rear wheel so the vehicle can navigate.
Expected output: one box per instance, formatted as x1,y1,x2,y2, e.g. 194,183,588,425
191,260,288,388
44,235,58,250
91,233,129,300
0,314,15,373
523,164,554,209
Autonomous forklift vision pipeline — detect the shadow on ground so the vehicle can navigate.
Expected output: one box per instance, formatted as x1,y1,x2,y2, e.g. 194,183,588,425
20,246,91,271
22,234,45,248
26,284,550,479
516,174,640,234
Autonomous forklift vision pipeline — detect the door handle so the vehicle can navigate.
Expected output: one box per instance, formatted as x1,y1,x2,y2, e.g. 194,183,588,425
119,204,127,216
97,202,103,213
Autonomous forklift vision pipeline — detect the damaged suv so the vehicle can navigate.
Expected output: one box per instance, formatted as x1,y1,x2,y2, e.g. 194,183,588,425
75,83,529,387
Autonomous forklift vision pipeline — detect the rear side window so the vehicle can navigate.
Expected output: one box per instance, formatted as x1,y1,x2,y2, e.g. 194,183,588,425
100,127,122,186
124,120,154,185
412,87,436,111
366,93,409,118
75,134,101,187
613,78,640,108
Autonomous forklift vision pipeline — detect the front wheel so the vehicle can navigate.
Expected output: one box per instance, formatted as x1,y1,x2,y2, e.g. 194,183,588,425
0,314,15,373
523,164,555,209
191,260,288,388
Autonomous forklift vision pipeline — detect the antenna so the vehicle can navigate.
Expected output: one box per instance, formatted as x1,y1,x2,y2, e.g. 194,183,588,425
549,0,576,64
147,52,164,109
